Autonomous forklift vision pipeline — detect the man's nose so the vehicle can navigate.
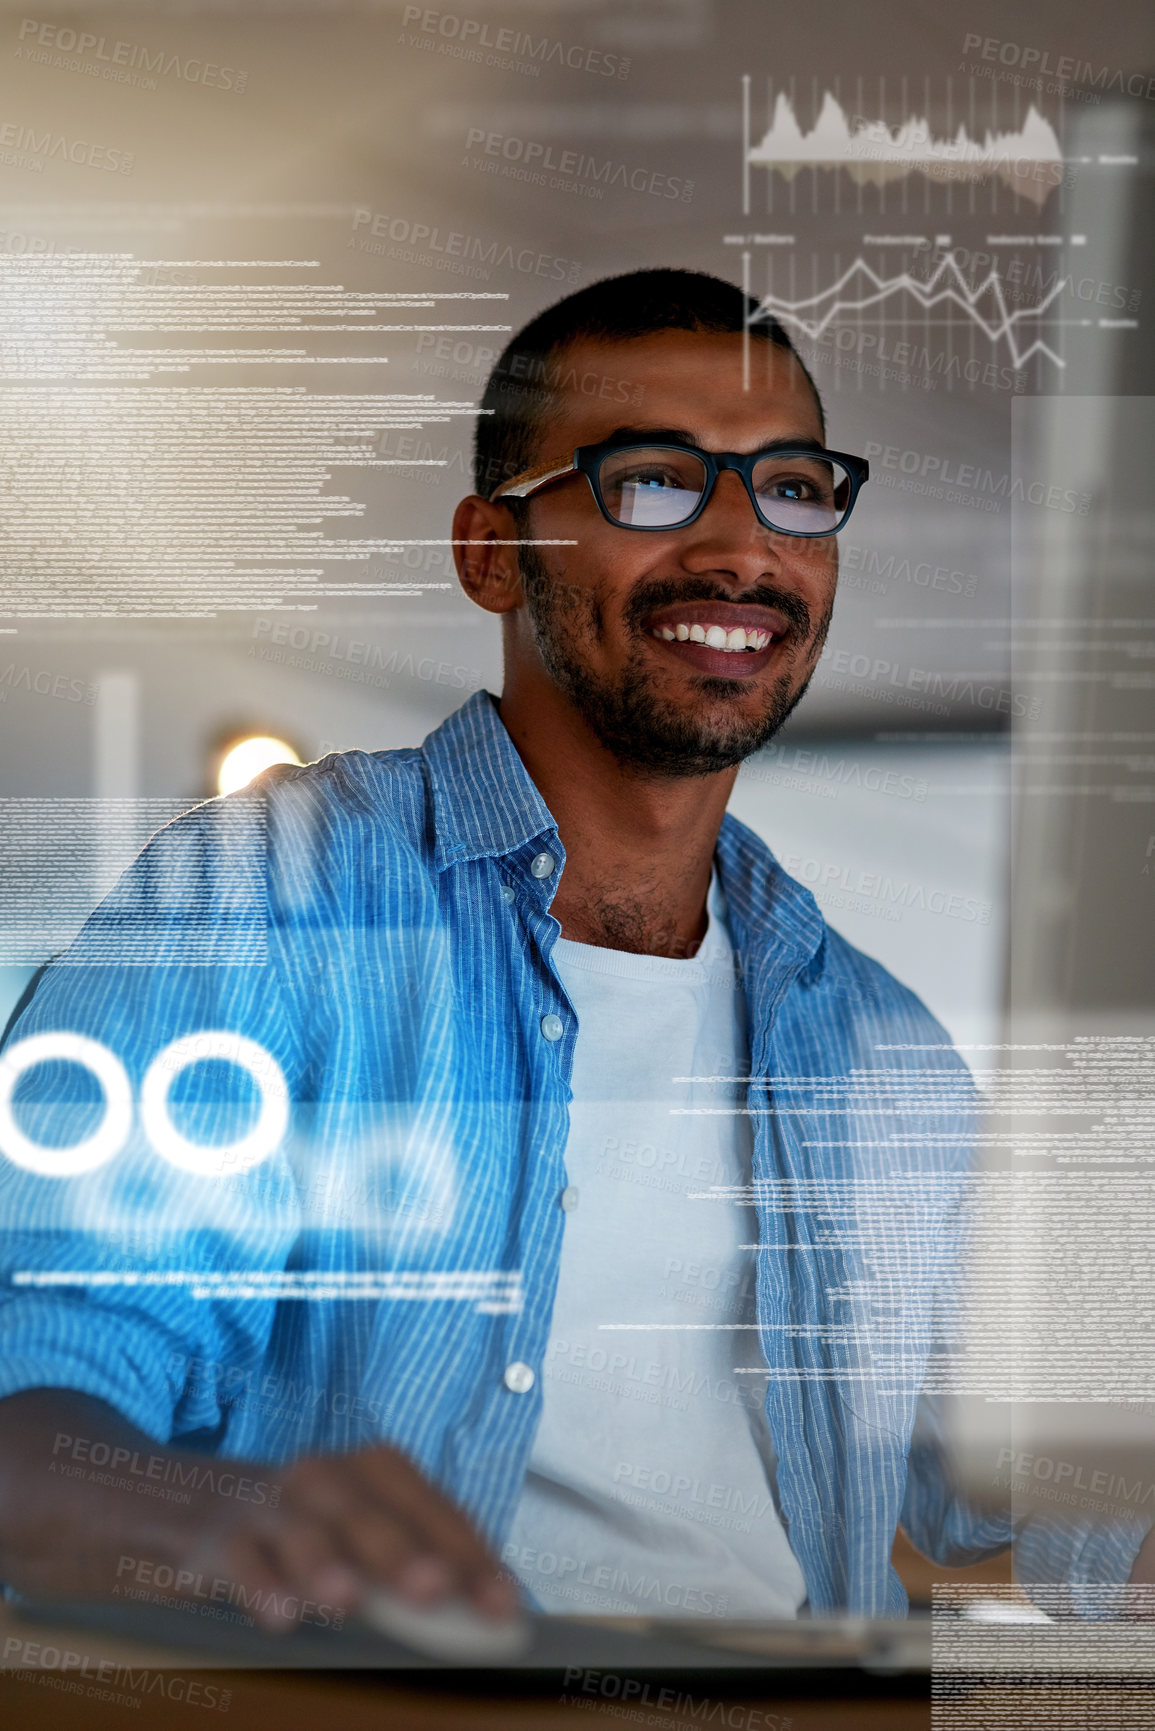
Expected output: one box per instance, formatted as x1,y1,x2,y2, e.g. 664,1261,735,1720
679,468,777,565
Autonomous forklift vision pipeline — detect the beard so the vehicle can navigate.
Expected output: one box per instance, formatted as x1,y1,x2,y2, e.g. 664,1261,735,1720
516,536,834,778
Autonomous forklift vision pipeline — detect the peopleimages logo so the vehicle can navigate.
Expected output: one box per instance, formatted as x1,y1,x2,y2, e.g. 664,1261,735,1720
840,540,979,595
16,18,248,92
3,1636,232,1713
0,120,133,172
781,851,992,925
168,1349,398,1428
463,128,694,202
962,33,1155,101
747,742,929,802
561,1670,790,1731
819,646,1042,720
115,1555,344,1629
502,1543,729,1615
400,7,631,79
863,441,1091,515
249,616,483,695
805,323,1024,393
0,662,96,703
350,205,581,283
52,1432,279,1507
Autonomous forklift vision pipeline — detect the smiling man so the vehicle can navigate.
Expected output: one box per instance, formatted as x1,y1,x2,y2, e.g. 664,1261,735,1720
456,282,854,964
0,269,1147,1634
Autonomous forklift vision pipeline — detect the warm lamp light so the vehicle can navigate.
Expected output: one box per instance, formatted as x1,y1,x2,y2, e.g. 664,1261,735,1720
217,734,301,796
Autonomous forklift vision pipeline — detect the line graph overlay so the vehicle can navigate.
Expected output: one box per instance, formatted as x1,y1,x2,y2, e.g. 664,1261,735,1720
750,252,1069,371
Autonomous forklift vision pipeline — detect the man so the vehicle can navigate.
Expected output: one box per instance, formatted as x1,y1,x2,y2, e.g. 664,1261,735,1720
0,269,1146,1632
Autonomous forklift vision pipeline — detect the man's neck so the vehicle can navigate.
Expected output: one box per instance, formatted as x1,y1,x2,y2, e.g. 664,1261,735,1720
497,687,736,958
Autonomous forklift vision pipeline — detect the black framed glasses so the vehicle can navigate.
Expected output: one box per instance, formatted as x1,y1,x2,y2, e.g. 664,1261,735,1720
492,439,869,537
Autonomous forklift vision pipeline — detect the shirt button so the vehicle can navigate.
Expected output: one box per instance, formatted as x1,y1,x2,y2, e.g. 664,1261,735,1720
503,1361,535,1395
500,884,515,904
530,851,556,879
540,1013,564,1043
560,1185,580,1212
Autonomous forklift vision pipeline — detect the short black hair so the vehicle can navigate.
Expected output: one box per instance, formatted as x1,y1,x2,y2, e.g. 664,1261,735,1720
473,266,822,499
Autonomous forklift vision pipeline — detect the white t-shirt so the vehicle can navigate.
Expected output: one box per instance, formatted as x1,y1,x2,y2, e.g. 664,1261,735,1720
505,874,807,1620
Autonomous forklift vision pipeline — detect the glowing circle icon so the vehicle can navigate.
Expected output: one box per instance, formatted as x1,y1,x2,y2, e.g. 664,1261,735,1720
0,1032,133,1177
140,1032,289,1176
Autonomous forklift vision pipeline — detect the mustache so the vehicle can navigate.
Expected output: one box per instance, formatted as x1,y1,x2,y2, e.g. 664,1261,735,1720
622,577,813,639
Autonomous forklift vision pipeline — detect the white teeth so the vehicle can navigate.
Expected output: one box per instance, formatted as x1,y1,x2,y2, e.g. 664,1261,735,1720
653,621,777,651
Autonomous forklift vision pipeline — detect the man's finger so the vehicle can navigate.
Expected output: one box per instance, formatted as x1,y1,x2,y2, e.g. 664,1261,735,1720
350,1448,497,1575
265,1514,361,1613
222,1529,300,1636
278,1446,518,1613
353,1448,521,1611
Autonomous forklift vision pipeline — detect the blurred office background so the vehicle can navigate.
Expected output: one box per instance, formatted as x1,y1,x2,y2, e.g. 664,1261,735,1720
0,0,1151,1054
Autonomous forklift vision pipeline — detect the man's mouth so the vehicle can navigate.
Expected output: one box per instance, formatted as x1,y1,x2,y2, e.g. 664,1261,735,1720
651,621,774,653
640,601,793,677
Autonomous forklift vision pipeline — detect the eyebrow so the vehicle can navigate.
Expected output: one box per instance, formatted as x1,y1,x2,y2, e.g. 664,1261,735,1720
596,426,828,455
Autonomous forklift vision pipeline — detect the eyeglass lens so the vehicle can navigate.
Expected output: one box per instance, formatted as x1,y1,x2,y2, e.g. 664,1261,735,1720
597,446,853,534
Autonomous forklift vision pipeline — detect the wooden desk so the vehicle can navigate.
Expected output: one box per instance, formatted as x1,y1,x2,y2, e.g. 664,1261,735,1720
0,1534,1016,1731
0,1660,930,1731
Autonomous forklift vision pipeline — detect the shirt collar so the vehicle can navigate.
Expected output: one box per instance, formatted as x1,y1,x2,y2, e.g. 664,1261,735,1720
422,689,558,872
421,690,828,974
715,812,827,977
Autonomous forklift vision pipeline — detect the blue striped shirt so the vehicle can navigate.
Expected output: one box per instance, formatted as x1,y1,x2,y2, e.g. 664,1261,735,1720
0,690,1146,1613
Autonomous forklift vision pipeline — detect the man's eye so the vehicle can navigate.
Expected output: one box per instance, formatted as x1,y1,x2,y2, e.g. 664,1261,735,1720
761,476,825,502
622,467,683,490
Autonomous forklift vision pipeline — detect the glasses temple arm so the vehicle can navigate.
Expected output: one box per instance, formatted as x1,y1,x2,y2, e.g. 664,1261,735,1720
491,456,577,500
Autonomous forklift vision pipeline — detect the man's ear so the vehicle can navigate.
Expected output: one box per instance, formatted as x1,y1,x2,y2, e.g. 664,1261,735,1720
452,495,525,615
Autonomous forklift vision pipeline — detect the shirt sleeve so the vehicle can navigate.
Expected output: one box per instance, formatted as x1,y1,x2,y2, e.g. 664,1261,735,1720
902,1271,1153,1627
0,788,304,1445
891,1060,1154,1617
1013,1508,1153,1619
903,1389,1151,1616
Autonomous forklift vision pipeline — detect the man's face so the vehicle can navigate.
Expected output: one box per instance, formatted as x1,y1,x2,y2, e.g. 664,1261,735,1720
508,330,839,777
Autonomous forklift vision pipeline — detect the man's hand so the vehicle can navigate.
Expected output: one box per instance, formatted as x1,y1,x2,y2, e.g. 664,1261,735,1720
214,1442,518,1629
0,1389,519,1633
1127,1524,1155,1589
